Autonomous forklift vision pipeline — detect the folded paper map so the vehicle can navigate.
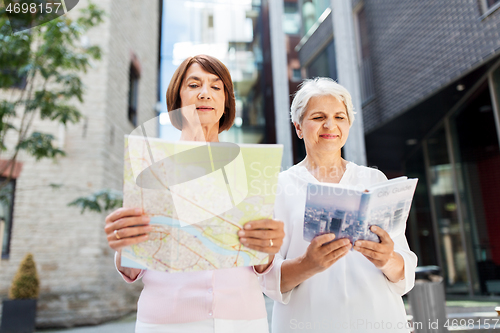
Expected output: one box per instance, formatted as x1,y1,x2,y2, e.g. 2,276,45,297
121,135,283,273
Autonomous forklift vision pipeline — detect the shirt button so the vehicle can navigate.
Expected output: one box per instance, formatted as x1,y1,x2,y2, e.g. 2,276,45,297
208,312,213,316
208,289,213,294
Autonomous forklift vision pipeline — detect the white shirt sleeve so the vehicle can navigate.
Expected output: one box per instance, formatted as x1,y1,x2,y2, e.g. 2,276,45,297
114,251,146,283
385,232,418,296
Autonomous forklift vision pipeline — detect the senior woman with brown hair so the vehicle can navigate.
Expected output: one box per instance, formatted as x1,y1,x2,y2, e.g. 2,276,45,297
103,55,284,333
260,77,417,333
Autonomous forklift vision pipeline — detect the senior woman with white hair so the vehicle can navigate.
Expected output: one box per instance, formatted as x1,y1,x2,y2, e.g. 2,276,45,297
260,78,417,333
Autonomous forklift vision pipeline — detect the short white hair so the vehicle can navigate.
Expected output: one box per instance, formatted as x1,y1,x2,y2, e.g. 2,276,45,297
290,77,355,126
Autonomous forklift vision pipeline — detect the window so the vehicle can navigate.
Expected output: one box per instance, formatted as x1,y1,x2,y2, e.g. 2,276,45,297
128,55,141,127
301,0,331,36
485,0,500,9
0,178,16,258
283,2,300,35
480,0,500,16
292,68,302,81
307,40,337,80
355,6,375,103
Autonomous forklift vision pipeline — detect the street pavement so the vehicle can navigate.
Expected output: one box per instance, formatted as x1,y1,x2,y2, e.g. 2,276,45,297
36,296,275,333
32,296,500,333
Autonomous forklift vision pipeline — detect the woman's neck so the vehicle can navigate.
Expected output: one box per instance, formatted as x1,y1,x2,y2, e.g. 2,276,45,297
180,123,219,142
299,151,347,183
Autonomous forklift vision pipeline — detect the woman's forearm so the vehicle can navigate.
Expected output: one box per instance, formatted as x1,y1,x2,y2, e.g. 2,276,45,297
115,251,142,280
280,255,318,293
381,252,405,283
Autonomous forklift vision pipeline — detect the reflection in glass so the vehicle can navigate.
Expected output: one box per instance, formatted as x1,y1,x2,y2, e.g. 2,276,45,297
405,148,438,267
283,2,300,35
426,127,468,293
301,0,330,35
307,41,336,80
450,83,500,295
161,0,267,144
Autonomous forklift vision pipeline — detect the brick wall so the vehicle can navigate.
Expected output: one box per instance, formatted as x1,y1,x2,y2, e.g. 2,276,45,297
362,0,500,133
0,0,159,327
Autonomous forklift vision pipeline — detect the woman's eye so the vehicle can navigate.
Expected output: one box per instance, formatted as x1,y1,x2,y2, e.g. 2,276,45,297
336,116,345,120
313,117,323,120
188,84,198,88
212,86,221,91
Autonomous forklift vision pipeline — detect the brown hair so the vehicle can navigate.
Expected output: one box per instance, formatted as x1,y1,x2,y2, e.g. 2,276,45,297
166,55,236,133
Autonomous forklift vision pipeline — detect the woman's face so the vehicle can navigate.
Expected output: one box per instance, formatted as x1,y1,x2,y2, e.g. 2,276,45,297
295,95,350,156
179,63,225,129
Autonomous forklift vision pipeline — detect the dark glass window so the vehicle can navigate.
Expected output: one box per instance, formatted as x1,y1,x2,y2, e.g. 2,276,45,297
481,0,500,14
450,84,500,295
487,0,500,8
292,68,301,81
0,178,16,258
356,6,375,102
284,2,300,35
307,40,336,80
128,62,140,127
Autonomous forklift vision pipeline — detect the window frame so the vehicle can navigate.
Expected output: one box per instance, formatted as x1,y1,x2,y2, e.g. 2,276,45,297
479,0,500,20
353,2,375,104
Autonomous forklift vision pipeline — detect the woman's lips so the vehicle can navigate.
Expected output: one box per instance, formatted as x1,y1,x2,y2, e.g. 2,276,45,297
196,107,214,112
319,134,339,139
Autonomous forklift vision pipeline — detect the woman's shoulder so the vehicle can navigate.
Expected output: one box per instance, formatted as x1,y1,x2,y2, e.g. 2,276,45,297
278,164,307,181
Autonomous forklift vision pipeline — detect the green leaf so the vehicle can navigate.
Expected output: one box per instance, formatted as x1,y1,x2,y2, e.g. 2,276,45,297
17,132,65,161
1,2,104,164
68,189,123,214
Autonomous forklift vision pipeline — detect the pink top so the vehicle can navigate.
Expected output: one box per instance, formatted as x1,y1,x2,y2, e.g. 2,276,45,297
118,262,272,324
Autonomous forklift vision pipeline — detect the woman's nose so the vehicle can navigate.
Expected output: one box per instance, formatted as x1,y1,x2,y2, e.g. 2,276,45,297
198,85,211,99
324,118,333,128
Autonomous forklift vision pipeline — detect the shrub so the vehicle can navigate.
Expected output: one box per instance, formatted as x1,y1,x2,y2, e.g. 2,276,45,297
8,253,40,299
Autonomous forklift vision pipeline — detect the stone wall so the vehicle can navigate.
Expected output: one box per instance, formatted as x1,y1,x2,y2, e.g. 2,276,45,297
0,0,160,327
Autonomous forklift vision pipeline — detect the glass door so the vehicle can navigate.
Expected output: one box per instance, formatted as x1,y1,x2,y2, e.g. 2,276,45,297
425,127,469,293
449,81,500,295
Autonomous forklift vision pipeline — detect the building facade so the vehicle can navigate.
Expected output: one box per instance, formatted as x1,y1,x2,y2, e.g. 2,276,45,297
0,0,161,327
294,0,500,297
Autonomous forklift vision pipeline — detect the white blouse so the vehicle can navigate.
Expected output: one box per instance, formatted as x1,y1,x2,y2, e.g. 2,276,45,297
260,162,417,333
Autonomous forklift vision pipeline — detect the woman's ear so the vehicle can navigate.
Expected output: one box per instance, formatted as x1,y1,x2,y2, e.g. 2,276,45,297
294,122,303,139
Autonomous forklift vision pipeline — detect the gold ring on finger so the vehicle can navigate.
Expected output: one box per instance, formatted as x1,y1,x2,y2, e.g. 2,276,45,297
114,229,121,240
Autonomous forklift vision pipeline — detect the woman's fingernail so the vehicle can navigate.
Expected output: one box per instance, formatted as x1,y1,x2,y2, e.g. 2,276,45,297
142,216,150,223
244,224,251,230
371,226,377,231
238,231,245,236
240,238,247,244
135,208,142,214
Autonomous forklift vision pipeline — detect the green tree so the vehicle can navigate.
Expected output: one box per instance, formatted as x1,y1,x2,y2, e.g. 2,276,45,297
0,2,104,192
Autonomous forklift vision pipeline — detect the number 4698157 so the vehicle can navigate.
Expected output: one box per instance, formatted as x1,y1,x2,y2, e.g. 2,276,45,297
444,318,498,329
6,2,62,14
